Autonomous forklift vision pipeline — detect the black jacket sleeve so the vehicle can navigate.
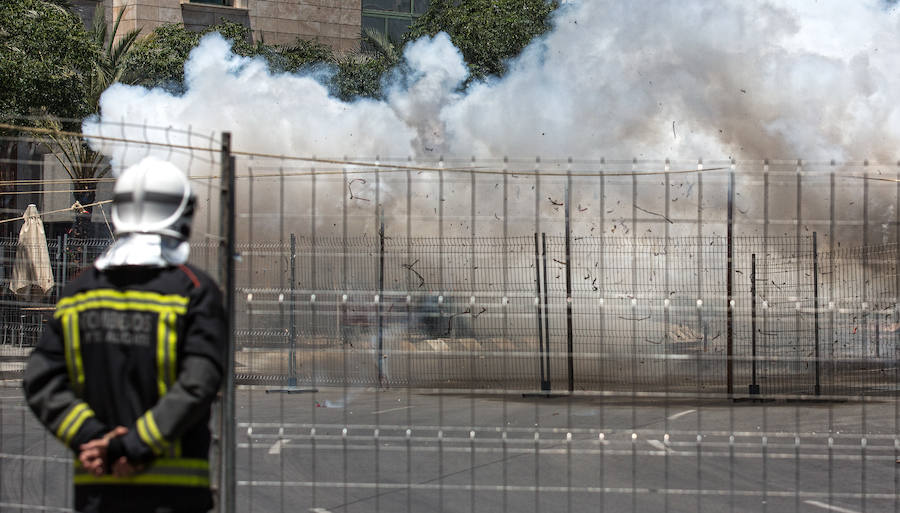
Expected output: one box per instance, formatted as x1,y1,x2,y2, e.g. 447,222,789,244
23,313,108,452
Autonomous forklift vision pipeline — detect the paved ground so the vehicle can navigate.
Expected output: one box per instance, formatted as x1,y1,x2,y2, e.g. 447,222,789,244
2,381,899,513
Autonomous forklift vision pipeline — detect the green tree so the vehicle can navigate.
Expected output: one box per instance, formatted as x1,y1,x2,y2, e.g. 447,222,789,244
275,37,337,72
122,22,332,91
0,0,97,238
36,4,143,256
123,21,264,91
404,0,558,81
122,22,389,101
0,0,97,123
87,5,142,112
333,54,392,101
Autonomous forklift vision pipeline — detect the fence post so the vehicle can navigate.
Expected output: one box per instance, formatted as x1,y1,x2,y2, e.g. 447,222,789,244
813,232,821,396
341,163,348,347
750,254,759,395
289,233,297,387
534,233,548,391
61,233,68,287
218,131,236,513
727,168,734,397
863,164,870,359
377,209,385,385
541,233,552,391
55,235,62,299
565,167,574,393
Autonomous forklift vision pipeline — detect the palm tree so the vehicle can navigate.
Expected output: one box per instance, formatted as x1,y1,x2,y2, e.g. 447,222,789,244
42,4,139,260
362,27,399,65
86,4,141,112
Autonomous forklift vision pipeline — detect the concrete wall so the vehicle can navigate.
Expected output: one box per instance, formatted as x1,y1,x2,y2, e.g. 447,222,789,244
181,2,251,32
248,0,361,51
104,0,360,53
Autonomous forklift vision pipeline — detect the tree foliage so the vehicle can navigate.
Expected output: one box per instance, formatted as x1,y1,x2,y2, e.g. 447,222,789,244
275,38,337,72
404,0,557,81
1,0,559,124
0,0,98,123
88,5,142,112
123,21,396,101
333,55,393,101
124,22,243,91
124,22,339,90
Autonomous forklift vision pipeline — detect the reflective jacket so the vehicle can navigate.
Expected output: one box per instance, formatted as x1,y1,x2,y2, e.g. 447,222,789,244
23,263,225,513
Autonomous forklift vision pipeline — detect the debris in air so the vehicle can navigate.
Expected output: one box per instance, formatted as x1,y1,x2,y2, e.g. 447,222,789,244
401,259,425,288
635,205,673,224
348,179,370,202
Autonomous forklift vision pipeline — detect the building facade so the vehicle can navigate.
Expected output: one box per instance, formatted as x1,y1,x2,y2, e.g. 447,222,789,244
69,0,430,53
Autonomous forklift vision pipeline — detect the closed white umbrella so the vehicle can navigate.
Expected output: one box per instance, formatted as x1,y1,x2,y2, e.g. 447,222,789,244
9,204,54,298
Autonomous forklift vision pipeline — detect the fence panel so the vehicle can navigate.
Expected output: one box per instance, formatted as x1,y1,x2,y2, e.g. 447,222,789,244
1,123,899,513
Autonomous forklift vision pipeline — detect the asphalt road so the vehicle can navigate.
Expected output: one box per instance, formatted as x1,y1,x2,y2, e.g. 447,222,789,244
235,387,900,513
2,381,899,513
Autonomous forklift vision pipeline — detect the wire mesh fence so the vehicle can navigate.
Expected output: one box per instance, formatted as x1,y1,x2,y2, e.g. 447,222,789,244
229,234,892,397
0,122,898,512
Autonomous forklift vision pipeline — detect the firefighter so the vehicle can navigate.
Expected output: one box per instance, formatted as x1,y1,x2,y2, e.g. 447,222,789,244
23,157,226,513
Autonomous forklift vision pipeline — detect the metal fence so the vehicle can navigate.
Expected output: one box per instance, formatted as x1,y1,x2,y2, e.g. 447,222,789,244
1,124,899,512
0,236,110,368
226,234,898,397
1,233,895,396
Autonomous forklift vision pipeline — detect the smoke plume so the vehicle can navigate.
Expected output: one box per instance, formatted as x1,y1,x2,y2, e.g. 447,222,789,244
84,0,900,169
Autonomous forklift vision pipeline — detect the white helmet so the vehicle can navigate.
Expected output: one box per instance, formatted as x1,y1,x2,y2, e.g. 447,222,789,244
112,157,195,240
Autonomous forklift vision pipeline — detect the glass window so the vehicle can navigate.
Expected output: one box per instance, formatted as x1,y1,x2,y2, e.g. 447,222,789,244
363,0,429,13
387,17,411,42
361,15,387,52
362,15,387,33
362,0,402,10
362,0,429,43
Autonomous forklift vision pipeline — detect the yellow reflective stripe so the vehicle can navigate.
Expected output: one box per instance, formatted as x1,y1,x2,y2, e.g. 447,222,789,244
157,313,168,398
56,300,186,317
74,458,209,487
55,403,87,440
61,314,75,386
57,289,189,312
71,314,84,392
167,312,177,386
62,406,93,445
75,457,208,470
61,313,84,394
136,416,163,455
59,288,189,304
74,473,210,487
144,411,168,449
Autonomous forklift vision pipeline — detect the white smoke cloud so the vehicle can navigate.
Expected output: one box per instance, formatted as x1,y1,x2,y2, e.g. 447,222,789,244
84,0,900,171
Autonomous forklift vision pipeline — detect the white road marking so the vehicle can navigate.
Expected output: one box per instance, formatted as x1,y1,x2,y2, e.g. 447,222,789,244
268,439,289,455
310,508,334,513
804,500,861,513
668,409,696,420
647,439,670,452
372,405,414,415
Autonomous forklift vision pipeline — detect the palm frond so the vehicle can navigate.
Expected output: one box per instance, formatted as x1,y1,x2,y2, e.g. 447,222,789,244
37,116,109,183
362,28,398,63
109,28,141,74
90,3,108,48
